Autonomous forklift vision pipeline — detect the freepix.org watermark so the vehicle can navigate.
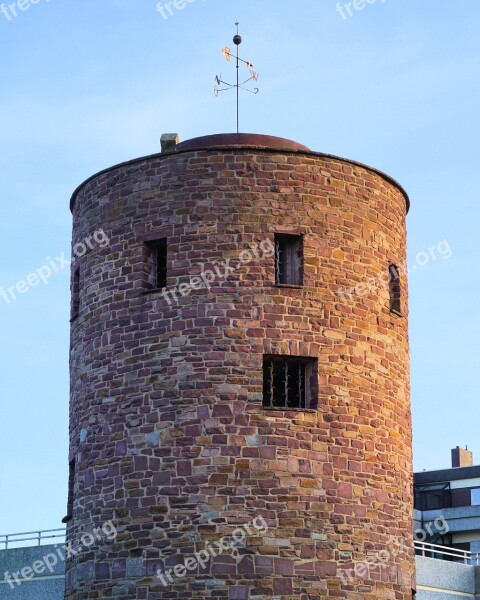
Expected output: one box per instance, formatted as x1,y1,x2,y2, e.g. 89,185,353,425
338,517,449,584
338,537,408,584
3,520,117,589
156,0,206,21
414,515,449,542
160,238,274,306
0,0,51,22
337,239,452,305
336,0,387,20
156,515,268,586
0,229,109,306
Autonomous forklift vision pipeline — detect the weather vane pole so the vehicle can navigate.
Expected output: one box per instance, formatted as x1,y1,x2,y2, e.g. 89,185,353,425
214,22,259,134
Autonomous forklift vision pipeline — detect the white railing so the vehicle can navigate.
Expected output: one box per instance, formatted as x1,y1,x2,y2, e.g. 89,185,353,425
0,532,477,562
415,540,480,565
0,528,66,550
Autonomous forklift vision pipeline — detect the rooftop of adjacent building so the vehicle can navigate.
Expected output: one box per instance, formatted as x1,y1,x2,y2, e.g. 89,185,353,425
414,446,479,484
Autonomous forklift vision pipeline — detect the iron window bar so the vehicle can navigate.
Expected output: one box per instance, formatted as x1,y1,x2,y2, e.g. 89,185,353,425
263,356,314,410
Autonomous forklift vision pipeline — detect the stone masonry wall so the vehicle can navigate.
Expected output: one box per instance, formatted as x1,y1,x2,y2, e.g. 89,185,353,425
66,138,414,599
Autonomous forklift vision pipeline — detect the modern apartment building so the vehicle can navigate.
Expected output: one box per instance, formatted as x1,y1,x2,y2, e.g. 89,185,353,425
415,447,480,555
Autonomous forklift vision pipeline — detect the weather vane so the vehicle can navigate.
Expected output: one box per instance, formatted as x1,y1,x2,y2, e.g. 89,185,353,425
214,22,259,134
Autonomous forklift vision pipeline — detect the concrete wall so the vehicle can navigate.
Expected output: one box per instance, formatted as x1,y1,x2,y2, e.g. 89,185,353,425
0,545,64,600
415,555,479,599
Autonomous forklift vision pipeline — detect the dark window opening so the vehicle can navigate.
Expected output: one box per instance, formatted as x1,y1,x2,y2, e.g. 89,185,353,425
263,355,317,410
71,267,80,320
448,486,480,507
62,459,75,524
450,487,471,507
414,482,451,511
146,239,168,289
389,263,401,314
275,234,303,286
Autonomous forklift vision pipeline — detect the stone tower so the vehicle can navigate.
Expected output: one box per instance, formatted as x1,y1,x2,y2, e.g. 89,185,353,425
65,133,414,599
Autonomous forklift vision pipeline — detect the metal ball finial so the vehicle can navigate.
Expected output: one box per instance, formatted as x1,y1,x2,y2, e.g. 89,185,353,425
233,20,242,45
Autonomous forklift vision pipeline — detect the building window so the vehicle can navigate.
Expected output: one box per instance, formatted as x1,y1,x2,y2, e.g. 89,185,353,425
471,488,480,505
146,239,167,289
275,234,303,286
263,355,317,410
451,487,471,507
414,483,451,510
389,263,401,315
71,267,80,320
62,459,75,524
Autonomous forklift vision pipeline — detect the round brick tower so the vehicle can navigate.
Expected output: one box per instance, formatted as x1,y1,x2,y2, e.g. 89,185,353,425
65,133,414,599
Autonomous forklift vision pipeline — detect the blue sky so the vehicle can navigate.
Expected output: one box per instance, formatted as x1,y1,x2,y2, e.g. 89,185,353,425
0,0,479,535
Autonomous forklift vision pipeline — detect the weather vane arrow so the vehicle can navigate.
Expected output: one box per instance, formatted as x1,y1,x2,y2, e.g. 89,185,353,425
214,21,259,134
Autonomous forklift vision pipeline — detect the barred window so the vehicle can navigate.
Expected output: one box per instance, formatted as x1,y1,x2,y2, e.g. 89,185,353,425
263,355,317,410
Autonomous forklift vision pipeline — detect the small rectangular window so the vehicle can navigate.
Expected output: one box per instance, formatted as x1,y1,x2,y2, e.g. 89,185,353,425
275,234,303,286
71,267,80,320
451,487,471,507
389,263,402,315
146,239,168,289
263,355,317,410
471,488,480,506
